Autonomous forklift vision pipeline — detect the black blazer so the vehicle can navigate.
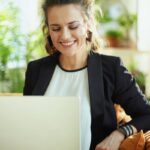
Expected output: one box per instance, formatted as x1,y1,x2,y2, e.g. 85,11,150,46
23,52,150,150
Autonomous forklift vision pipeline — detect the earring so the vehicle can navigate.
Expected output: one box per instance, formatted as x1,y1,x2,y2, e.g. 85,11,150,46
86,30,92,42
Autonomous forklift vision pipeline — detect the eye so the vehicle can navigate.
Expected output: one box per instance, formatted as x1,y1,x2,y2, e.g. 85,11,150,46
69,25,79,30
51,27,61,32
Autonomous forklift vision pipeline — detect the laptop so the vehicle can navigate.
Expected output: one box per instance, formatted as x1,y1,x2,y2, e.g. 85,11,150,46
0,96,80,150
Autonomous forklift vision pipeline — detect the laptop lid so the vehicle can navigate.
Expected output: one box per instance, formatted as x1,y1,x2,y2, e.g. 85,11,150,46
0,96,80,150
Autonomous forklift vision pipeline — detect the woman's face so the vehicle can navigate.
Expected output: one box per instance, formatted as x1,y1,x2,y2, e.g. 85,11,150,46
47,4,88,57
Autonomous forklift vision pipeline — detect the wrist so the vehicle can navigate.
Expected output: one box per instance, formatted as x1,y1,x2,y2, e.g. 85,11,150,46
117,128,126,140
117,124,134,138
114,130,125,142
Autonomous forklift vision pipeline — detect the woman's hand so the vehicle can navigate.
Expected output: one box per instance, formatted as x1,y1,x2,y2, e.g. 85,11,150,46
95,130,125,150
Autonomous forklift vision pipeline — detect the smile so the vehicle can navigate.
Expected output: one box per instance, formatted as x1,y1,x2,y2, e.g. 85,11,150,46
60,41,76,47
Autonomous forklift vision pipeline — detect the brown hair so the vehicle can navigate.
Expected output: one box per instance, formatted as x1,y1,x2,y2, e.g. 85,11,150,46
42,0,100,55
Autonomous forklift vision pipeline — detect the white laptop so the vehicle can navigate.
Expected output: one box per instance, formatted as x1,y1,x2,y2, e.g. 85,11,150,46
0,96,80,150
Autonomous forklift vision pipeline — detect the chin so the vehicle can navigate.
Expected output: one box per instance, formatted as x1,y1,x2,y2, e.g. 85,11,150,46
60,49,78,57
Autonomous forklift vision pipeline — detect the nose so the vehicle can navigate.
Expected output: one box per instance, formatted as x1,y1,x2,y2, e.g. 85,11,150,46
60,27,71,41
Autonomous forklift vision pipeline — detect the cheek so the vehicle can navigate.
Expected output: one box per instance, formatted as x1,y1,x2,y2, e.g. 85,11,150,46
76,26,87,38
49,32,58,43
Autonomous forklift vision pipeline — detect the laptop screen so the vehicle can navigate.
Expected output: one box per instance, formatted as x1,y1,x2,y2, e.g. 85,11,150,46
0,96,80,150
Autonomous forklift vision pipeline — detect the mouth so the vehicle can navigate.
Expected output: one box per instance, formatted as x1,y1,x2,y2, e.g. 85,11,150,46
60,40,76,47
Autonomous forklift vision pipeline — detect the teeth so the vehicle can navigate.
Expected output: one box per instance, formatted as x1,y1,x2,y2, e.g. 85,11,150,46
61,41,74,46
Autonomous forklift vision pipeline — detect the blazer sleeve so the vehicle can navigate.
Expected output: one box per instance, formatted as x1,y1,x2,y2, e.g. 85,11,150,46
113,57,150,131
23,61,39,95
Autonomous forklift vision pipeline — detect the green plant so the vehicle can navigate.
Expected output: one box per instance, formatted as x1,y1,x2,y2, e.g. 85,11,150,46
8,68,24,93
94,0,137,48
118,14,137,28
94,7,112,23
117,14,137,41
0,0,22,80
24,28,46,64
105,29,124,39
0,0,45,93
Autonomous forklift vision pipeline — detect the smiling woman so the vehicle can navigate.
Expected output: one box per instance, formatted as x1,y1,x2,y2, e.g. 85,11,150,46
47,4,88,63
42,0,100,55
23,0,150,150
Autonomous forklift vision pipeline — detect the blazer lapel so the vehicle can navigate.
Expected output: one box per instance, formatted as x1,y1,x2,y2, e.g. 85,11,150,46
32,53,59,95
88,52,105,119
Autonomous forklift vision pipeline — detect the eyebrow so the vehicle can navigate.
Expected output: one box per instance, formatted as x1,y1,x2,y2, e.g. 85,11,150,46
49,21,80,27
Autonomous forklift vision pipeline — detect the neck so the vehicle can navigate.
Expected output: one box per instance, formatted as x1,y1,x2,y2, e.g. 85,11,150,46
59,51,88,70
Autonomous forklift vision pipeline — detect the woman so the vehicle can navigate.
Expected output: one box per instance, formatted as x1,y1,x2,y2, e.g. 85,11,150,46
23,0,150,149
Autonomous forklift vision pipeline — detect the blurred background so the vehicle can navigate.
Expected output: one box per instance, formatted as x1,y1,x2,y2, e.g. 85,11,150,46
0,0,150,99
